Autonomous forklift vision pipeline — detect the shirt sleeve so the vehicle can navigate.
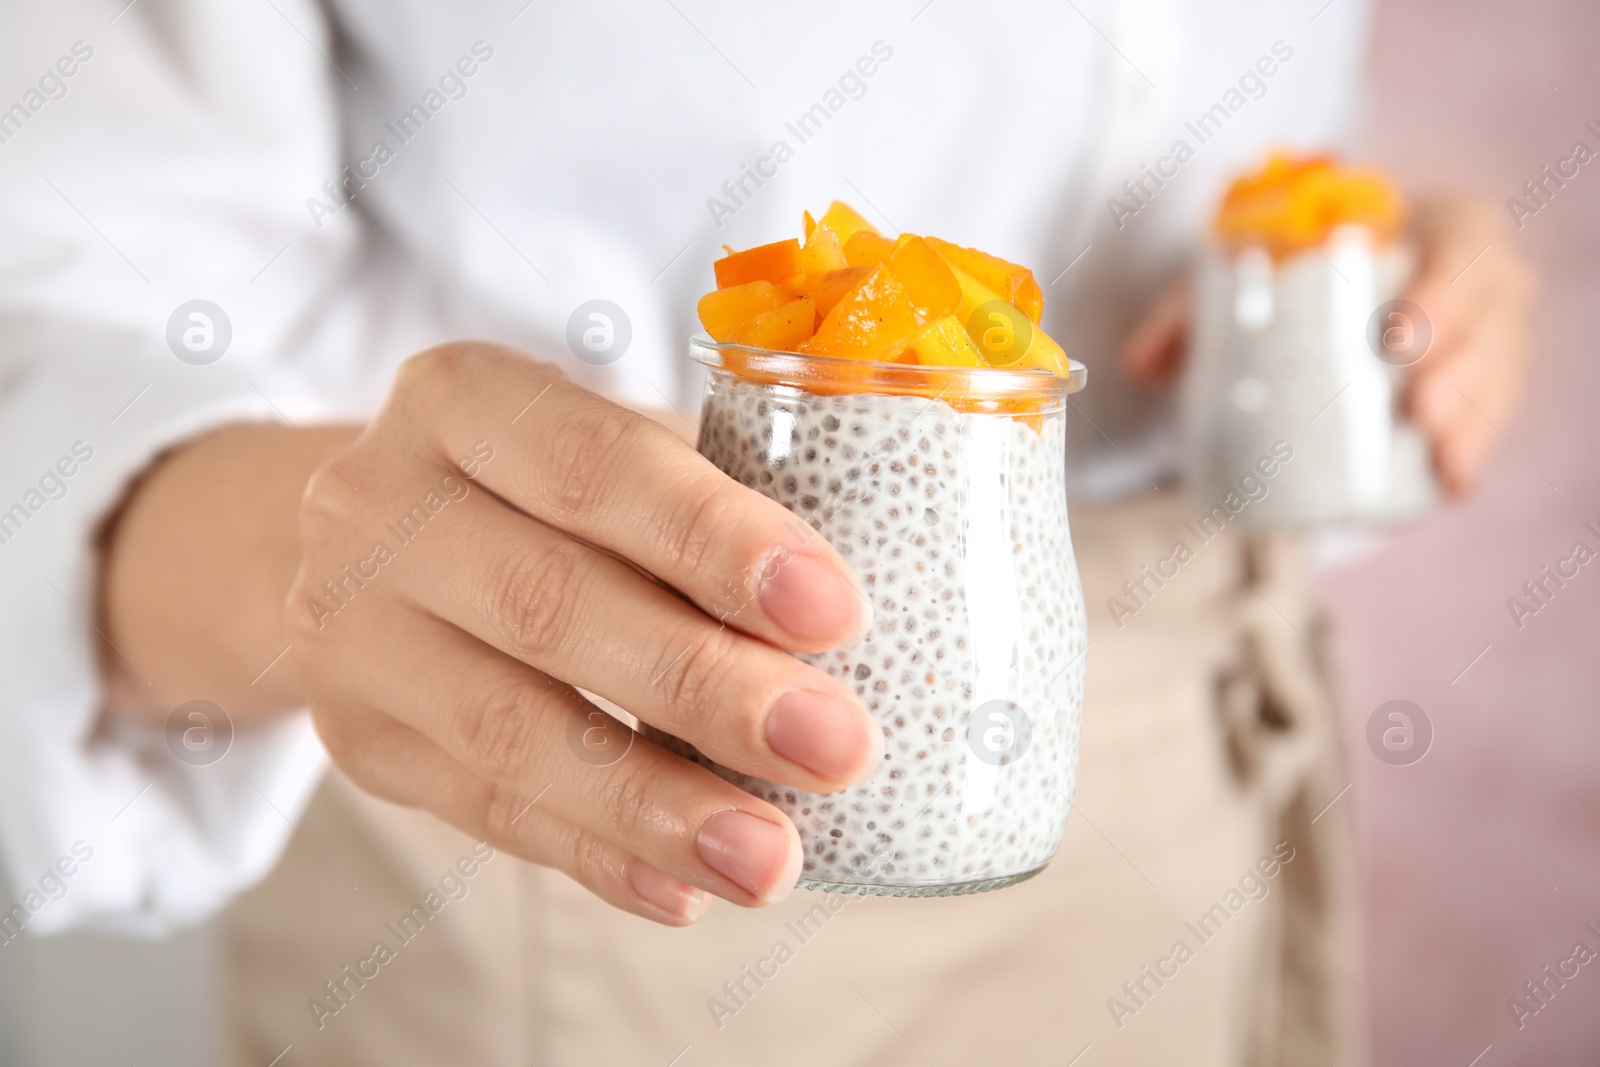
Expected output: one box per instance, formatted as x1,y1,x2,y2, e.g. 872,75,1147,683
0,0,362,935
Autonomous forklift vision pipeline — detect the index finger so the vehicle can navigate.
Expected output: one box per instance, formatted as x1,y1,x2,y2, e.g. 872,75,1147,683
1402,196,1511,352
398,343,872,653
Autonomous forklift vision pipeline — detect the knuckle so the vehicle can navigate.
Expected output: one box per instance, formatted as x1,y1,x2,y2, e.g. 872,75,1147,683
393,342,533,417
540,405,654,516
482,781,535,851
392,344,567,434
493,540,590,660
565,829,623,892
599,768,659,836
284,565,322,637
521,356,568,383
653,627,749,737
457,683,544,780
658,478,743,578
395,344,468,398
298,459,359,537
288,462,366,640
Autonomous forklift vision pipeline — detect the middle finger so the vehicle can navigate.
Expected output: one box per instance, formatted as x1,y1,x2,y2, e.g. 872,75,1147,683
397,484,882,792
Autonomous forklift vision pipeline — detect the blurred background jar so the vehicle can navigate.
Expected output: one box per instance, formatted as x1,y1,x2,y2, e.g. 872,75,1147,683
1181,153,1438,529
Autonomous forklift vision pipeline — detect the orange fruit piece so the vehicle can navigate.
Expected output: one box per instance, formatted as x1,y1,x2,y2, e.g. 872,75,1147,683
1332,168,1403,234
950,266,1070,376
799,224,848,275
783,265,871,322
926,237,1043,324
817,201,878,244
714,238,803,289
693,199,1074,406
733,296,816,350
886,236,961,323
1014,325,1070,377
797,264,921,362
1213,151,1404,256
696,280,785,342
899,315,984,367
842,230,895,269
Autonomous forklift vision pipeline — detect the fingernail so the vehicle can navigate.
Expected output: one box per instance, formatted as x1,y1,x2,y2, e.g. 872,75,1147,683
696,809,800,903
767,690,880,785
760,552,871,645
628,859,709,922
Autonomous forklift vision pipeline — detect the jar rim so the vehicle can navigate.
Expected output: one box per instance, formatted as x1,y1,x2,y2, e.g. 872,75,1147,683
690,337,1087,400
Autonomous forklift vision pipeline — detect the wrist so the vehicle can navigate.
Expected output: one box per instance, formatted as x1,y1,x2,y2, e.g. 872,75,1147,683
98,421,361,727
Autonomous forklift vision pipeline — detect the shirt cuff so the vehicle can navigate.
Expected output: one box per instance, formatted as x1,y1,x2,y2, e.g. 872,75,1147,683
0,329,330,936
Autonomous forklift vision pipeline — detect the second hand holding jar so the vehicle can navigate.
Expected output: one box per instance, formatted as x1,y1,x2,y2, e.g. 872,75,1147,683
659,203,1089,896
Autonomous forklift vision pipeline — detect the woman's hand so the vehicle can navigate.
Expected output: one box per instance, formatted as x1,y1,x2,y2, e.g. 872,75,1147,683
103,341,880,926
1396,194,1536,494
1121,192,1537,496
285,343,880,925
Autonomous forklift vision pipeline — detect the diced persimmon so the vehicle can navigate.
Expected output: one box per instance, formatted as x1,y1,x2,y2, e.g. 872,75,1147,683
951,266,1070,375
696,280,785,342
926,237,1043,324
1214,151,1404,256
782,265,871,321
951,265,1002,325
695,199,1072,402
886,236,961,323
900,315,984,368
714,239,803,289
733,297,816,350
797,264,921,362
1009,274,1044,325
843,230,895,269
799,224,848,275
1014,323,1070,377
817,201,878,244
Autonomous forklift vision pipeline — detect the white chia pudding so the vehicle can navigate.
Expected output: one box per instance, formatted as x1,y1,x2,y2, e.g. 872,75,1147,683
667,375,1087,896
1184,232,1437,529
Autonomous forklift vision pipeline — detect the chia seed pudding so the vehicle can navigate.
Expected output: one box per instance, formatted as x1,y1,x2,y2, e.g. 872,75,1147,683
1183,229,1437,529
666,343,1088,896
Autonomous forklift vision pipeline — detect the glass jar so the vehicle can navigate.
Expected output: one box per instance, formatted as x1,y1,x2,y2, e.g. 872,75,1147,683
665,339,1088,896
1181,226,1437,529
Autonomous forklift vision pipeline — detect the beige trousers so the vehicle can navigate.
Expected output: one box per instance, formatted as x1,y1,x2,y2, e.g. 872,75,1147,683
224,491,1363,1066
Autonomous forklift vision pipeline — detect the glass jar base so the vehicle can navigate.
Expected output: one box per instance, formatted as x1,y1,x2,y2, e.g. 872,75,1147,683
797,862,1049,898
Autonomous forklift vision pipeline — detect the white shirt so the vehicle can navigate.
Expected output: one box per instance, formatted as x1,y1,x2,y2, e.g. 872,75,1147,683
0,0,1368,933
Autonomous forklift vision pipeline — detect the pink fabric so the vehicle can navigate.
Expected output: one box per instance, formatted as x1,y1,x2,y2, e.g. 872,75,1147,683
1326,0,1600,1061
